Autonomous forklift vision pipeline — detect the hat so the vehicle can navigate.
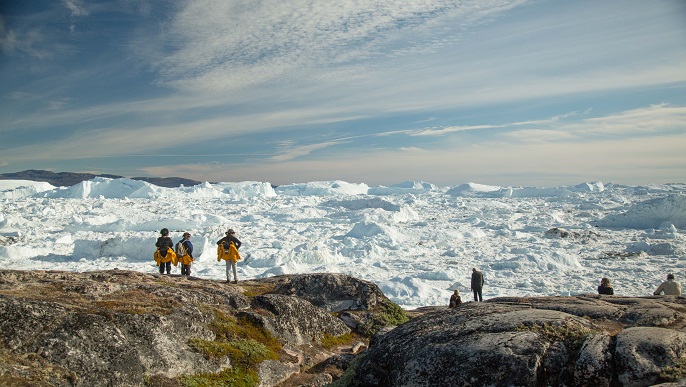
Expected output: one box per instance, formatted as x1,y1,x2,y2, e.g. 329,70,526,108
226,229,235,235
160,228,169,236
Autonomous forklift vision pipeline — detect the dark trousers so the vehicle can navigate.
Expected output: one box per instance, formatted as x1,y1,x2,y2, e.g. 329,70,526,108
159,261,171,274
473,288,483,302
181,264,191,276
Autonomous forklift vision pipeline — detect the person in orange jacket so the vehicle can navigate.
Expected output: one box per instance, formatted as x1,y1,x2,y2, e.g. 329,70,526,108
217,229,241,283
154,228,176,274
176,232,194,276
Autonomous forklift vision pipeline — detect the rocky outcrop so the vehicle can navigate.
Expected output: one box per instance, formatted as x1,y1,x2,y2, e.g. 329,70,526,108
0,270,380,386
2,270,686,386
271,273,388,312
350,295,686,386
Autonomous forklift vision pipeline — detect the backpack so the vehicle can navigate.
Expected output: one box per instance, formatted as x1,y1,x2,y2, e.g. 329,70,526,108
175,240,187,257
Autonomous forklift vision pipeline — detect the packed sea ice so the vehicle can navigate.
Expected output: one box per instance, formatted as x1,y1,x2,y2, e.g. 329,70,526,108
0,177,684,308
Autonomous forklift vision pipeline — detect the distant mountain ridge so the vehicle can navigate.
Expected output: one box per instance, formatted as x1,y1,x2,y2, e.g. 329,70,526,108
0,169,201,188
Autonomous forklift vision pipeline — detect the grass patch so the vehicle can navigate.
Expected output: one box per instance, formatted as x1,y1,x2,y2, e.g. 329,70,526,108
188,338,275,368
179,367,258,387
321,332,355,350
659,357,686,382
94,289,180,315
516,321,592,350
241,283,277,298
0,347,77,386
182,309,282,386
378,301,409,326
359,301,409,337
209,312,281,355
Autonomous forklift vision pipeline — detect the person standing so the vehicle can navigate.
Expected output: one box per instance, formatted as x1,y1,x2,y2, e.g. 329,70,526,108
653,273,683,296
471,268,484,302
176,232,194,276
449,289,462,308
597,277,614,295
217,229,242,283
154,228,175,275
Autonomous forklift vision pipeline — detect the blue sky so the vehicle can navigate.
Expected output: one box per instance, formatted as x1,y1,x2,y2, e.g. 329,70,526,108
1,0,685,186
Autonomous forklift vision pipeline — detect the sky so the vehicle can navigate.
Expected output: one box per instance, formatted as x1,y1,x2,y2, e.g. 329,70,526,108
1,0,685,187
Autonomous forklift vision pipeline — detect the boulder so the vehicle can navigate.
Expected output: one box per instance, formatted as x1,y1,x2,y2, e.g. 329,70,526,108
247,294,350,346
351,296,686,386
270,273,387,312
615,327,686,386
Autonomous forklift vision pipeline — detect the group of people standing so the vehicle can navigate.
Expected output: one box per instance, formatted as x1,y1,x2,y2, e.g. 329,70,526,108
154,228,194,275
450,270,682,308
153,227,242,283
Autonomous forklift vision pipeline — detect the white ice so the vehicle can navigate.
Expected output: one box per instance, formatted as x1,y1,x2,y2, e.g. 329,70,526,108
1,177,685,308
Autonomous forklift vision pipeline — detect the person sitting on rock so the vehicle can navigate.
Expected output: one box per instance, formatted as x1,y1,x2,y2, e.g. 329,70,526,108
653,273,682,296
449,290,462,308
597,277,614,295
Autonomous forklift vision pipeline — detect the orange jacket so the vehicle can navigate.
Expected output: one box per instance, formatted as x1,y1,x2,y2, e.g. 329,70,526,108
217,243,241,263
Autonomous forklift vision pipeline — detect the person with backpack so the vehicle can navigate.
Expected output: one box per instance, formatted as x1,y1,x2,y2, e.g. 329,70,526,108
216,229,241,283
154,228,176,275
176,232,194,276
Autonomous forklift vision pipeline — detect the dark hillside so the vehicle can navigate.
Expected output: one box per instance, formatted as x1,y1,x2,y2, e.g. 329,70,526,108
0,170,200,188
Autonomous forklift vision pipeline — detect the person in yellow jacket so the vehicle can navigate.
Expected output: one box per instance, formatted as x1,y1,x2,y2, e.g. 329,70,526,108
217,229,241,283
154,228,177,274
176,232,194,276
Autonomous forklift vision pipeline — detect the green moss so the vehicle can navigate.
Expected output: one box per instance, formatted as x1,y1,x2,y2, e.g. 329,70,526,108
180,367,258,387
181,309,281,387
516,321,592,350
378,301,409,326
321,332,355,349
359,301,409,337
188,338,275,367
328,353,364,387
659,357,686,382
208,311,281,355
241,283,277,298
93,290,180,315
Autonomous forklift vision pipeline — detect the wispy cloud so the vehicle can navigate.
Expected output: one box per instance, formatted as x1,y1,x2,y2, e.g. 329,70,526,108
271,140,347,162
503,104,686,143
62,0,89,17
156,0,530,92
0,16,51,59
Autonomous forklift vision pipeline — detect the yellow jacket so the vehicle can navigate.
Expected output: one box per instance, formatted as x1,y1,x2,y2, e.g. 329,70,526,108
154,247,178,266
178,254,194,265
217,243,241,263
